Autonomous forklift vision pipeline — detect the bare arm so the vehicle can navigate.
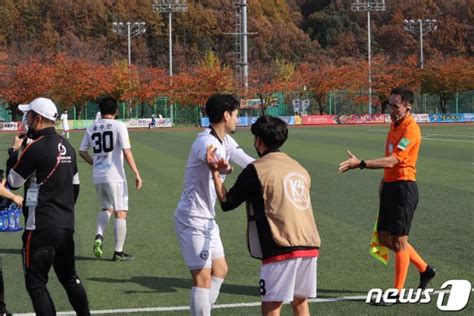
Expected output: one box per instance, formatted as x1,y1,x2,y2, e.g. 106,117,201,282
206,146,229,202
79,151,93,166
0,184,23,207
338,150,399,173
123,148,142,189
211,170,228,203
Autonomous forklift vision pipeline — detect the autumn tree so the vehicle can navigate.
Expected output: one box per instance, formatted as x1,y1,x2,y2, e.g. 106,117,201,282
0,59,54,119
50,53,112,117
371,55,420,113
295,61,361,114
421,57,474,113
248,59,299,115
124,66,169,117
173,51,234,112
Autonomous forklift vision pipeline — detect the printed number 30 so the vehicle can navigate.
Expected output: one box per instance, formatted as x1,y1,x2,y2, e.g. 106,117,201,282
92,131,114,153
259,279,266,295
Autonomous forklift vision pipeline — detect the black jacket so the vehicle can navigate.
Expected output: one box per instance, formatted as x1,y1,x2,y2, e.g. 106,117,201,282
7,127,80,231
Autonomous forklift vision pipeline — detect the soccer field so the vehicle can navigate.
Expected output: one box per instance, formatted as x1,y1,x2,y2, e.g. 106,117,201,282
0,123,473,315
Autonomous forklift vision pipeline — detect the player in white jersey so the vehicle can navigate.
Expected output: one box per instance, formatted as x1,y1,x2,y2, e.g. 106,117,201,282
60,109,70,139
79,97,142,261
174,94,254,315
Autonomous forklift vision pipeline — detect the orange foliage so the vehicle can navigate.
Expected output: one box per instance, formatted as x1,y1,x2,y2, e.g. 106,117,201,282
296,62,360,114
173,63,235,108
50,53,112,110
371,55,420,112
124,67,169,105
0,59,54,116
421,57,474,113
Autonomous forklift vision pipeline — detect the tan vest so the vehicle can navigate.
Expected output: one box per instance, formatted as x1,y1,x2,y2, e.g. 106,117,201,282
249,152,320,257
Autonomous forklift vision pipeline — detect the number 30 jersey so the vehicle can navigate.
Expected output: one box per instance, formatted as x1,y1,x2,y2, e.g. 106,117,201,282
79,119,131,184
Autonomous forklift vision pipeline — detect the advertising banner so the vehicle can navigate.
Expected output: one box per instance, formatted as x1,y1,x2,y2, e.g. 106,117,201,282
72,120,94,130
339,114,389,124
412,114,430,123
124,118,172,128
202,116,296,127
0,122,19,131
429,113,464,123
278,116,296,126
237,116,258,126
301,115,338,125
462,113,474,122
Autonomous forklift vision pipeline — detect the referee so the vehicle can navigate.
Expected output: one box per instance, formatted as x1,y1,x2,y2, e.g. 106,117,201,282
7,98,90,315
339,87,436,301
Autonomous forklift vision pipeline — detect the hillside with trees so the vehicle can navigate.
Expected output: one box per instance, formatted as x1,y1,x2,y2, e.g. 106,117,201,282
0,0,472,115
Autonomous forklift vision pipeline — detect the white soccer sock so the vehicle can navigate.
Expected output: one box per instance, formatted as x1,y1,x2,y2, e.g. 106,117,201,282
190,287,211,316
66,132,70,139
209,276,224,305
96,211,112,237
114,218,127,252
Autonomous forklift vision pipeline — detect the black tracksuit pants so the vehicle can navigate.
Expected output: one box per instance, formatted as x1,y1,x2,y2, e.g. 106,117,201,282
22,229,90,316
0,257,7,314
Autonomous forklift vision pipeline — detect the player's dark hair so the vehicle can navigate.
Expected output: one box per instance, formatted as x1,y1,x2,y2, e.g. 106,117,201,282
205,94,240,124
391,87,414,105
99,97,118,116
251,115,288,150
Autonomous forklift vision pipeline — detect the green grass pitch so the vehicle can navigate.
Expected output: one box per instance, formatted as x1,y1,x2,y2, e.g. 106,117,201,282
0,123,472,315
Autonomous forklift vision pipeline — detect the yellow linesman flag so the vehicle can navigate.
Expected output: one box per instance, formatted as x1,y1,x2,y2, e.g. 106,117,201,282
370,217,389,265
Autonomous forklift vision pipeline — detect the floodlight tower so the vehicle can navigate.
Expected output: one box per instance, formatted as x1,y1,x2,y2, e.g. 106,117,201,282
153,0,188,78
404,19,437,113
239,0,250,90
224,0,255,91
112,22,147,65
403,19,437,70
351,0,386,114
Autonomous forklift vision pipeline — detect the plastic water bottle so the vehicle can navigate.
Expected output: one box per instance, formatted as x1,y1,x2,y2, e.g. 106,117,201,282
0,210,5,231
14,208,22,231
8,205,16,231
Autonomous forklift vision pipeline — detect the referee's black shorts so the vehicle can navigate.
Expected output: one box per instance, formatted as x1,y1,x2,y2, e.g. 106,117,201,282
378,181,419,236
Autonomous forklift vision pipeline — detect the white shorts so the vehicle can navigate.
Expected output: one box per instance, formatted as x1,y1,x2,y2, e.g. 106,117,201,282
94,182,129,211
62,124,70,132
260,257,317,302
174,217,225,270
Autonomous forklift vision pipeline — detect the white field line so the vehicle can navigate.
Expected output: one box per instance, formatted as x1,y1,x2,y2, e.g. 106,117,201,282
14,289,467,315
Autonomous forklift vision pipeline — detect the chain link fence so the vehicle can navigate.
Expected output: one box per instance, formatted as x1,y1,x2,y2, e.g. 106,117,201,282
1,90,472,125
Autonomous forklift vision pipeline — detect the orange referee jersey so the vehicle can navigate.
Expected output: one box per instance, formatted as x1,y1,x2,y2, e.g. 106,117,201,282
384,113,421,182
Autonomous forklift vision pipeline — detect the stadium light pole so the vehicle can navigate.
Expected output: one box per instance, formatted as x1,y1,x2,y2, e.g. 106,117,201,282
153,0,188,78
404,19,437,112
112,22,147,65
153,0,188,124
112,21,146,118
403,19,437,70
351,0,386,115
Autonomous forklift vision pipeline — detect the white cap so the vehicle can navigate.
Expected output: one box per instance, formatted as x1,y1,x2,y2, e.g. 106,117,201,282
18,97,58,121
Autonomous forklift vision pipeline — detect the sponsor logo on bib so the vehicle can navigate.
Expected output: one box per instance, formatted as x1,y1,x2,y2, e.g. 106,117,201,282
283,172,311,211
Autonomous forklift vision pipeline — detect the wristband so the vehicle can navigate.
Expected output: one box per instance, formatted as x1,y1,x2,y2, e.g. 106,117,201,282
359,160,367,169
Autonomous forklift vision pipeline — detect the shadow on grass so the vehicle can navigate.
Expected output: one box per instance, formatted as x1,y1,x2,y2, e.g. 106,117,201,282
0,248,21,256
88,276,255,295
75,255,110,261
0,250,110,262
88,276,366,297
